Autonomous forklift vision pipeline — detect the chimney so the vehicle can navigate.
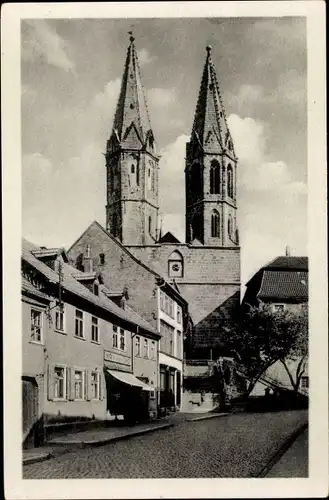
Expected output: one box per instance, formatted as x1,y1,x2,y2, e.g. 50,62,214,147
285,245,291,257
83,244,93,273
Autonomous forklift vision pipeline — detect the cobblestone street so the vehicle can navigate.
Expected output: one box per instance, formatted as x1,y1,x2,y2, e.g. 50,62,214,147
23,410,307,479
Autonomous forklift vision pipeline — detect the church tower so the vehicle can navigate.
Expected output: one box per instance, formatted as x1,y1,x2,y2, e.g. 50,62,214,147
185,45,238,247
105,35,159,245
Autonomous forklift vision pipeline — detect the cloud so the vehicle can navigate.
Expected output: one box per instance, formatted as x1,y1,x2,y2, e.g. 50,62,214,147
138,48,156,67
22,20,75,73
148,87,177,108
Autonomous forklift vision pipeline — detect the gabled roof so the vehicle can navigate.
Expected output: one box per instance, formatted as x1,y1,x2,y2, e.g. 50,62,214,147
22,238,158,336
68,220,188,307
158,231,181,244
264,256,308,271
111,35,154,148
257,270,308,301
189,45,235,155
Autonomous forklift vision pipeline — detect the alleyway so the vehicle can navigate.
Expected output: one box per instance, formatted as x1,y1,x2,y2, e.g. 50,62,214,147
23,410,307,479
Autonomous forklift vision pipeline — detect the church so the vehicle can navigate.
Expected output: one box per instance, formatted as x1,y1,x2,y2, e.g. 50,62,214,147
68,35,241,359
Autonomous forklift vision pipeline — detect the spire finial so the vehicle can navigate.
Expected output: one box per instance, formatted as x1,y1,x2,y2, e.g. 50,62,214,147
128,30,135,43
206,44,212,55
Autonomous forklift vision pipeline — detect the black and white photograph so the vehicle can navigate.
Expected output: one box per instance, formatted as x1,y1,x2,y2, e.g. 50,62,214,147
2,2,327,498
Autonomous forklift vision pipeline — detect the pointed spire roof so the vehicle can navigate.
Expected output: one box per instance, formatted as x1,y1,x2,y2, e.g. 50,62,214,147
111,35,154,148
191,45,234,155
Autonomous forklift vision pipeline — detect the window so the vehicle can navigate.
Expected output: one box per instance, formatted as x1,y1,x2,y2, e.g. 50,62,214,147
74,370,84,400
168,298,174,319
301,376,309,389
160,291,165,311
210,160,220,194
192,212,202,241
91,371,100,399
91,317,99,343
143,338,149,358
120,328,125,350
93,282,99,296
75,309,84,338
99,253,105,265
136,336,141,356
168,250,183,278
227,164,234,198
54,366,66,399
148,215,152,234
191,162,202,199
160,321,175,356
131,164,135,174
31,309,42,342
113,325,118,348
177,306,182,324
150,341,156,360
273,304,286,312
228,216,233,239
177,331,182,358
112,213,118,237
148,168,152,190
211,210,220,238
86,244,91,258
55,304,65,332
136,164,140,186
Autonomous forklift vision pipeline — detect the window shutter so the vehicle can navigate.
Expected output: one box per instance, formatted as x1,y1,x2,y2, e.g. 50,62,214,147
85,370,91,401
68,368,75,401
47,364,54,401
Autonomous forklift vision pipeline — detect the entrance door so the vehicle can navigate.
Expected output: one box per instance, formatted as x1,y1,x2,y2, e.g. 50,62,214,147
22,378,38,440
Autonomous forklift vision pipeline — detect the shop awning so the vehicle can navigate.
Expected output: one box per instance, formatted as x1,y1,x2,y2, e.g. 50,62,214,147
106,369,153,391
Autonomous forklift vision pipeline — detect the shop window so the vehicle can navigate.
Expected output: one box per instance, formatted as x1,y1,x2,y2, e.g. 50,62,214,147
30,309,43,343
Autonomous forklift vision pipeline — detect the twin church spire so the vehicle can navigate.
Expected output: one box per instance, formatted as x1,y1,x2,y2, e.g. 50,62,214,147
106,36,238,248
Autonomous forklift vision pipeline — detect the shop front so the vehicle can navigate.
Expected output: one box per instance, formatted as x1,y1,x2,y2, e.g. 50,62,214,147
159,364,182,414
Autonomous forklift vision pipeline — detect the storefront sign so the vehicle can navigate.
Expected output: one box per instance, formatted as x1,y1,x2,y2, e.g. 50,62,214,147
104,350,131,366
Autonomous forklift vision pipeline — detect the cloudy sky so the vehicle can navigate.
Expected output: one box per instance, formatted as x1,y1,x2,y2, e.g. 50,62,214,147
21,17,307,287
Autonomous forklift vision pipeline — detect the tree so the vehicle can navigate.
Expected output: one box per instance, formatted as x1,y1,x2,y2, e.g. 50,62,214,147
221,303,308,397
279,307,308,393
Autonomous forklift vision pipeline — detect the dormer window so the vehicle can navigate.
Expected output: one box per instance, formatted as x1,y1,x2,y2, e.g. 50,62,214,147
93,282,99,296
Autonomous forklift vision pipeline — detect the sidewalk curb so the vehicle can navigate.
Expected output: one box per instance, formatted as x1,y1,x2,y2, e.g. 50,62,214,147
23,452,54,466
188,412,229,422
47,423,174,449
255,421,308,478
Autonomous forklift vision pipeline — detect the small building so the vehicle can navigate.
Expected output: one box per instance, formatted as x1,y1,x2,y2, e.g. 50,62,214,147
67,220,188,413
22,239,160,447
242,255,308,396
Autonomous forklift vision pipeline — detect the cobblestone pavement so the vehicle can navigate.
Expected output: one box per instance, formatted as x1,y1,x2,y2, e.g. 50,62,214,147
23,410,307,479
266,427,308,477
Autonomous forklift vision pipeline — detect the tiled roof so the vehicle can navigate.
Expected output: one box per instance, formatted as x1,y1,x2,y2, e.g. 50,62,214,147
257,270,308,301
265,256,308,271
21,276,51,301
32,247,69,262
22,239,158,336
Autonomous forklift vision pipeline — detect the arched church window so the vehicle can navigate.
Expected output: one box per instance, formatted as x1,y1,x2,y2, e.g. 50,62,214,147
148,215,152,234
191,162,202,200
228,215,233,239
210,160,220,194
168,250,184,278
148,168,152,190
136,164,140,186
227,164,234,198
192,212,202,242
131,165,135,174
112,213,118,238
211,210,220,238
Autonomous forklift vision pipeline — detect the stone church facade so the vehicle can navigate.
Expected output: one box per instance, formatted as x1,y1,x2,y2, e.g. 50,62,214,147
71,36,241,358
